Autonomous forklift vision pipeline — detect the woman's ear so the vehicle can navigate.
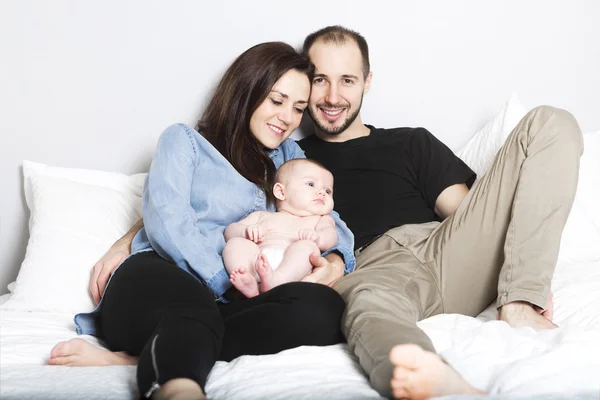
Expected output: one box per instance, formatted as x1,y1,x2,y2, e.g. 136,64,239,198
273,182,286,201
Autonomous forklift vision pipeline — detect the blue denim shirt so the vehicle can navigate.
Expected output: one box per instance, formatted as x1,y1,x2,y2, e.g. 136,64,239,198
75,123,355,336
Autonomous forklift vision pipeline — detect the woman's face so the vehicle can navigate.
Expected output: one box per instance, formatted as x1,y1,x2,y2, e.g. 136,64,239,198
249,69,311,149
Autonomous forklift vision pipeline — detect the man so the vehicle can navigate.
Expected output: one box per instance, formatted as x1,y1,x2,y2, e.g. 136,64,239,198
54,26,582,400
297,26,582,400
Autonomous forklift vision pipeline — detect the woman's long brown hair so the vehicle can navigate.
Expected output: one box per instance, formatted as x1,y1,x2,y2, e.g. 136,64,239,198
197,42,313,206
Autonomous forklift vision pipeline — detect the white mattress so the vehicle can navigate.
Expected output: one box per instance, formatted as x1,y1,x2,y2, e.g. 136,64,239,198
2,260,600,400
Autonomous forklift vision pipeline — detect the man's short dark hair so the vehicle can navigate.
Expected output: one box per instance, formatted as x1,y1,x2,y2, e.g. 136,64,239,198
302,25,370,79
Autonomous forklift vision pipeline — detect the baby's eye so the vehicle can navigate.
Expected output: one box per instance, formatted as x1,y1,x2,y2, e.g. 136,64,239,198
326,189,332,195
307,182,314,187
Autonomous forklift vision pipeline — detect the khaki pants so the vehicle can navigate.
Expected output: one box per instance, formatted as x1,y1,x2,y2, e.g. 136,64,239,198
334,106,583,397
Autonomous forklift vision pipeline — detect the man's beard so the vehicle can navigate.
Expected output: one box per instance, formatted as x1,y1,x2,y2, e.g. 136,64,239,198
308,95,363,136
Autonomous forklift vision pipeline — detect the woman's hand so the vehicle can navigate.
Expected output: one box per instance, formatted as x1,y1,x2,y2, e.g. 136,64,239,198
302,252,344,287
89,245,129,305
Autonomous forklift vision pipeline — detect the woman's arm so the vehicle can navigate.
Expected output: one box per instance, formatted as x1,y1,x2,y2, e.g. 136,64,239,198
89,219,143,304
143,124,230,298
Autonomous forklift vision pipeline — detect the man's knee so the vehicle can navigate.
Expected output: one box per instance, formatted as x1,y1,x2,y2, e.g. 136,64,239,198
529,105,583,152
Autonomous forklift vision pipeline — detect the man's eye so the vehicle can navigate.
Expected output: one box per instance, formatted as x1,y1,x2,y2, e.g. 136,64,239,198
343,79,354,84
313,78,324,84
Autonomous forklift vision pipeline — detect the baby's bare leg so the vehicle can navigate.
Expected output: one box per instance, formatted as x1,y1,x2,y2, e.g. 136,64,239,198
260,240,318,292
223,237,261,298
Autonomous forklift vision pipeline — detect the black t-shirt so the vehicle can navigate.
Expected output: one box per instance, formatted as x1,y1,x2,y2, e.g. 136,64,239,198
298,125,476,250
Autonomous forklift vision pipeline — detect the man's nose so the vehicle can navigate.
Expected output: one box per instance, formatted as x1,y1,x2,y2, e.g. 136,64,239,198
325,84,340,104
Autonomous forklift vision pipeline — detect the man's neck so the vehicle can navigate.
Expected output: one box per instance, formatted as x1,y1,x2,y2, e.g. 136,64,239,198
314,116,370,143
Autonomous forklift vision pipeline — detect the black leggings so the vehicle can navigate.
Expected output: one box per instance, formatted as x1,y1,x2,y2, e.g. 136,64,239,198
99,251,345,396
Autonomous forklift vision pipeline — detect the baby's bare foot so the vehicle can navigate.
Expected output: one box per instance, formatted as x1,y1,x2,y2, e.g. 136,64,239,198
48,338,137,366
256,253,274,293
389,344,485,399
230,268,259,298
499,301,558,329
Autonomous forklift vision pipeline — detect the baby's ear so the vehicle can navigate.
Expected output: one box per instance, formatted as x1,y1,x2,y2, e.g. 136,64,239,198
273,182,286,201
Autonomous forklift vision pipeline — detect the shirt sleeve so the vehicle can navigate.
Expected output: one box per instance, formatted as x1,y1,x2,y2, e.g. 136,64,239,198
143,124,230,298
409,128,476,210
285,139,356,274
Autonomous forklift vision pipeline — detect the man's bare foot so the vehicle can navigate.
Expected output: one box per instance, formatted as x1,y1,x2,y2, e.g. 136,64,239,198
499,301,558,329
389,344,485,400
230,267,259,298
48,338,137,366
152,378,207,400
256,253,275,293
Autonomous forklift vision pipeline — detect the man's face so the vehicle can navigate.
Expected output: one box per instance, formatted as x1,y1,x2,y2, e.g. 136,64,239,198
307,40,371,136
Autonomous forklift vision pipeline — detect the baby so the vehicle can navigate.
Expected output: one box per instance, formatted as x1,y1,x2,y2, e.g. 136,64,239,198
223,158,338,298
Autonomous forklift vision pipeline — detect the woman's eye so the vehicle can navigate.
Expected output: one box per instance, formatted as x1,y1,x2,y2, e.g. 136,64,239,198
271,99,283,106
295,108,305,114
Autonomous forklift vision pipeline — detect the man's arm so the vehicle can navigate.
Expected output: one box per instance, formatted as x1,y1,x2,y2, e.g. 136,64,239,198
434,183,469,219
89,218,143,304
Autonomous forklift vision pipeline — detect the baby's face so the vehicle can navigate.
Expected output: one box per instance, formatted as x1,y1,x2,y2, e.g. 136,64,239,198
280,162,334,216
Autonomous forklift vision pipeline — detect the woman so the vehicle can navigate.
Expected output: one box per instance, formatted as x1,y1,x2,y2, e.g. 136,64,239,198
48,42,355,399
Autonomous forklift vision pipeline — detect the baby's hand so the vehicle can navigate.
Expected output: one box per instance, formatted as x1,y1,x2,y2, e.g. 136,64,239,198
245,225,265,243
298,229,320,244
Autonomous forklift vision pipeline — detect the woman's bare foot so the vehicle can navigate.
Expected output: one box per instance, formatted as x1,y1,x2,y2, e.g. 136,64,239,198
256,253,275,293
230,267,259,298
499,301,558,329
152,378,207,400
48,338,137,366
389,344,485,400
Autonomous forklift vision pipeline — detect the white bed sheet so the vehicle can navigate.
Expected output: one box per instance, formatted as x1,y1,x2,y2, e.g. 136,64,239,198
1,260,600,400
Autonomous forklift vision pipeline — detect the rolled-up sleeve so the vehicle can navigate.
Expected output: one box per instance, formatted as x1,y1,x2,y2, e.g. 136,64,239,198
143,124,230,298
285,140,356,274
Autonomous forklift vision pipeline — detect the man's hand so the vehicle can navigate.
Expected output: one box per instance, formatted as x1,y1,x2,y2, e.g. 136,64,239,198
89,246,128,305
302,252,344,287
245,224,265,243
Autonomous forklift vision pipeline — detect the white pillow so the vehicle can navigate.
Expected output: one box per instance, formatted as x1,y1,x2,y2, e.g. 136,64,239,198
1,161,145,314
456,92,527,178
557,131,600,263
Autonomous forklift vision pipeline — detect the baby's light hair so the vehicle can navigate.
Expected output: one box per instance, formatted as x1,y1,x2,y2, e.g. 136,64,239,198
274,158,330,183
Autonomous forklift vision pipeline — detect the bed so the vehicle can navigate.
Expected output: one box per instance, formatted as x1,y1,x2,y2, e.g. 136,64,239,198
2,94,600,399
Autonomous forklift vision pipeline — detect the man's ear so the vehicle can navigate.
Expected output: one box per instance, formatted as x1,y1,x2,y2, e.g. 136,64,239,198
273,182,286,201
363,71,373,95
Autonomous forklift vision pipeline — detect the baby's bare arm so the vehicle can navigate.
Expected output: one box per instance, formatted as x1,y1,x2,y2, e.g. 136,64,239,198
224,211,263,242
314,215,338,251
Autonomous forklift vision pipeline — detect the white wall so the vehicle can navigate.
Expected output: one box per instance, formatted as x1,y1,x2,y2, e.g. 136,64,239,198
1,0,599,294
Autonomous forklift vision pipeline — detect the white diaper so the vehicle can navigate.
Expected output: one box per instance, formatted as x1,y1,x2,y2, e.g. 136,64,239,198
256,246,286,282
